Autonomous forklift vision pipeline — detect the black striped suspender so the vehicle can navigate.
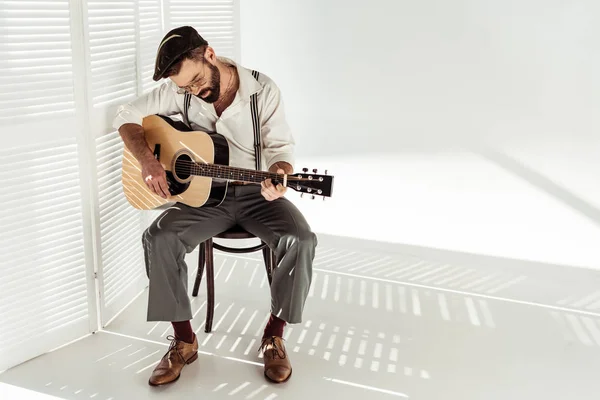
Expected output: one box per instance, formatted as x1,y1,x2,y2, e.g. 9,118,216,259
250,70,261,170
183,69,262,171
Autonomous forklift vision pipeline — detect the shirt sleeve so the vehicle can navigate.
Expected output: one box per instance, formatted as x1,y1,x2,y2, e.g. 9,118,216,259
112,81,184,131
259,82,296,171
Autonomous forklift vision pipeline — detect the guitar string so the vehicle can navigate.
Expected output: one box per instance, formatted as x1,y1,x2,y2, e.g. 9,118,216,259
166,160,317,182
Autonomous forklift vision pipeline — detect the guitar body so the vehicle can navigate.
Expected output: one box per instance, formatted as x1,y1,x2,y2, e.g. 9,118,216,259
121,115,229,210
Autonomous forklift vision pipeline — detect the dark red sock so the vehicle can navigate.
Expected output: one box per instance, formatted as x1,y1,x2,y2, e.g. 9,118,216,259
263,314,286,339
171,320,195,344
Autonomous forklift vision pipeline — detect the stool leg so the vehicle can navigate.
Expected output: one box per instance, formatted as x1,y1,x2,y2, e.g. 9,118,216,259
269,250,276,285
192,242,206,297
205,238,215,333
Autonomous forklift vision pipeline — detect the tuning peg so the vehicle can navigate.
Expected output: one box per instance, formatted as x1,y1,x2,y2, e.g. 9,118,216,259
311,195,315,200
312,168,318,173
301,193,304,198
302,167,308,173
325,169,328,175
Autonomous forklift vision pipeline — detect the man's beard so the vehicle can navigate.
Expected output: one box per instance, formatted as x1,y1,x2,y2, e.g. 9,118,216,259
196,62,220,103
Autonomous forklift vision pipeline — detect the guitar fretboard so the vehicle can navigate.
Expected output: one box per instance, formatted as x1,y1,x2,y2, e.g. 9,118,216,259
182,162,285,184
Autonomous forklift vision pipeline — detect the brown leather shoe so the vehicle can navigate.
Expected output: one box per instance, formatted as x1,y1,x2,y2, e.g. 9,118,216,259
259,336,292,383
149,335,198,386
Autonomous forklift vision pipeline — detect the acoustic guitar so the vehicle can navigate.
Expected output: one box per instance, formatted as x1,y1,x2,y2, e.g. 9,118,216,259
121,115,334,210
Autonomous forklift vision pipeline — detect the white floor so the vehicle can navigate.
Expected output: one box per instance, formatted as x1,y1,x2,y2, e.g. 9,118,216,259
2,233,600,400
2,150,600,399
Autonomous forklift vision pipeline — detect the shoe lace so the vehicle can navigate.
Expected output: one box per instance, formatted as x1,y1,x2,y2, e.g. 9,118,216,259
163,335,185,363
259,336,287,359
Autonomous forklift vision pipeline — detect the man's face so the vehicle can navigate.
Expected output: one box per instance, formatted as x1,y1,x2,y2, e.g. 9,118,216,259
171,57,221,103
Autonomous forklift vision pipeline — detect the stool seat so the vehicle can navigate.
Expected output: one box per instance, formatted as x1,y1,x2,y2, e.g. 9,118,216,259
215,225,255,239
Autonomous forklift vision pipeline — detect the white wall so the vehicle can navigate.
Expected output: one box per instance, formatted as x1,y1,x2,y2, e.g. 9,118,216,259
239,0,600,269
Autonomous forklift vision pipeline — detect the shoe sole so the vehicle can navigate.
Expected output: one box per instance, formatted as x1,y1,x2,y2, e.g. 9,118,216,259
148,351,199,386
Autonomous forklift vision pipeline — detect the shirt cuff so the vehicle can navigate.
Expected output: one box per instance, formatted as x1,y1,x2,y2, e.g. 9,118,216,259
112,105,145,131
267,153,295,171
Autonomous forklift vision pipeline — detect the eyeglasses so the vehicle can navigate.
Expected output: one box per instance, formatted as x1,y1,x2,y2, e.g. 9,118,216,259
175,59,206,94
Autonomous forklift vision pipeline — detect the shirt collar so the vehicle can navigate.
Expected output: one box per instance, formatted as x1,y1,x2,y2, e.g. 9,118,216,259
219,56,262,101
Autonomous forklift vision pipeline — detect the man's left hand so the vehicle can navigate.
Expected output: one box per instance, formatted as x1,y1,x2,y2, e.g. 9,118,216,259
261,168,287,201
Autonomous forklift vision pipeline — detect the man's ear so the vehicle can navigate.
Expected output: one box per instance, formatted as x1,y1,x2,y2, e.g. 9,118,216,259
203,46,216,63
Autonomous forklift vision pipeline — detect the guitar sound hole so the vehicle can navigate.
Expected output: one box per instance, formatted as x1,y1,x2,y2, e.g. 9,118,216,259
174,154,194,180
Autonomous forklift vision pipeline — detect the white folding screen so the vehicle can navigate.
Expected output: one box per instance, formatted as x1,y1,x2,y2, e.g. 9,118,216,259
0,0,96,371
0,0,240,370
164,0,238,59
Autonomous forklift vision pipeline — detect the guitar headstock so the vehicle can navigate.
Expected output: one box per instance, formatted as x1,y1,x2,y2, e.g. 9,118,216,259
288,168,334,199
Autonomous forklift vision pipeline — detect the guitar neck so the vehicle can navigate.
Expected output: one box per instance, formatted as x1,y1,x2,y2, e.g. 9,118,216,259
189,163,283,184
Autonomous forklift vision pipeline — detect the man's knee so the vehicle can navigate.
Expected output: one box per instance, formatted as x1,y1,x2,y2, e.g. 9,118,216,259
279,228,317,249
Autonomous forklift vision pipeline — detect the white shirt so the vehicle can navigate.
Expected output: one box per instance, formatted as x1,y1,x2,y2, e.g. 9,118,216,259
112,57,295,171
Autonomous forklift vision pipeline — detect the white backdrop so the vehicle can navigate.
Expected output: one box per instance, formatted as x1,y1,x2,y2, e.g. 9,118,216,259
240,0,600,269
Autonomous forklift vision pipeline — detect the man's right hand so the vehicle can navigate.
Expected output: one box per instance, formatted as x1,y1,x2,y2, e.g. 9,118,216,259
141,157,170,199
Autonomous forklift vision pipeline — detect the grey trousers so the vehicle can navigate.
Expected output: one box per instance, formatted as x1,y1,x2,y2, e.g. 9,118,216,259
142,184,317,324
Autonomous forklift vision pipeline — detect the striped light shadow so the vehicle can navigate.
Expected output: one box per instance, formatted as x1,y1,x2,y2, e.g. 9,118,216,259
347,256,393,273
230,337,242,352
323,377,408,398
372,282,380,309
411,289,422,316
254,313,271,337
384,260,428,278
464,297,481,326
565,314,594,346
334,276,342,302
327,254,376,271
373,257,421,276
215,335,228,350
227,304,246,333
408,263,452,282
467,273,506,292
421,264,464,283
127,347,146,357
247,262,259,287
259,274,268,288
438,293,451,321
479,299,496,328
241,310,258,335
580,317,600,346
550,312,577,342
559,290,600,307
264,394,279,400
213,383,228,392
443,269,490,288
385,284,394,312
398,287,407,314
433,268,476,286
228,382,251,396
122,349,161,370
458,273,497,291
95,344,132,362
195,303,221,334
485,275,528,295
314,250,355,266
321,274,330,299
346,278,354,304
147,322,162,335
359,280,367,306
390,261,442,282
192,300,207,318
358,258,400,275
214,259,228,281
244,338,257,356
160,322,173,337
224,260,238,283
245,384,269,399
214,303,235,331
308,272,318,298
404,366,413,376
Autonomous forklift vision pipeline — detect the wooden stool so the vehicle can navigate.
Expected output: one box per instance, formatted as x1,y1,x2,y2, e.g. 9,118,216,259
191,225,276,333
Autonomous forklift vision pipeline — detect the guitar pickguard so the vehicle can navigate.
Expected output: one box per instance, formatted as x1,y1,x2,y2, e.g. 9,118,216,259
166,171,190,196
